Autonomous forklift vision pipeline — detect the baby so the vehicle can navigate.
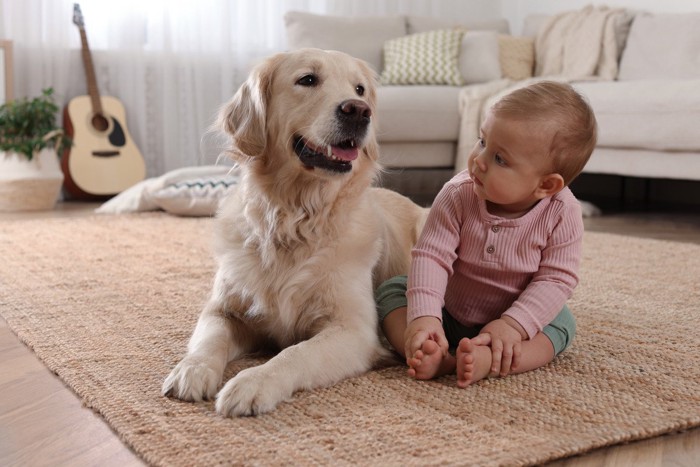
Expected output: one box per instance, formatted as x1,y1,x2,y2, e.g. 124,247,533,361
376,81,597,387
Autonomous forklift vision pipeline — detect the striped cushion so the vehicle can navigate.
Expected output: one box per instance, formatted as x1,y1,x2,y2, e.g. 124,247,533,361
151,174,239,217
381,29,465,85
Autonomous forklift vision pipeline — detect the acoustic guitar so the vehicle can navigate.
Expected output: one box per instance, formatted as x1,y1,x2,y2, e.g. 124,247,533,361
62,3,146,199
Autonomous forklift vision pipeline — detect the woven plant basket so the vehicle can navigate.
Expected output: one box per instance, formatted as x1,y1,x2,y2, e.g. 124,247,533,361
0,149,64,212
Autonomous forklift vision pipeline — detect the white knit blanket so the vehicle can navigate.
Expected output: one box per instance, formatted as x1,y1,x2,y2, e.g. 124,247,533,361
535,5,627,80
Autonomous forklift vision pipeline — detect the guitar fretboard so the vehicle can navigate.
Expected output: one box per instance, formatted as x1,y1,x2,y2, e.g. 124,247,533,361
78,27,103,116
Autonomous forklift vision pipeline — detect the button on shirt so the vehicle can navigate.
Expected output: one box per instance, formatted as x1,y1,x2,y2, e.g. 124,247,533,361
406,171,583,339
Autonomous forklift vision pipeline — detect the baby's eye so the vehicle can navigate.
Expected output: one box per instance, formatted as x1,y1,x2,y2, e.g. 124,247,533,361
477,137,485,148
494,153,507,166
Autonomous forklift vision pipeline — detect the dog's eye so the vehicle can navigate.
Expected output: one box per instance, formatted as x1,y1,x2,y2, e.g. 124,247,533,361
356,85,365,96
296,74,318,87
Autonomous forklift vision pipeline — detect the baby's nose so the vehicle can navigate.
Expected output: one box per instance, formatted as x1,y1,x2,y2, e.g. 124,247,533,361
473,153,487,171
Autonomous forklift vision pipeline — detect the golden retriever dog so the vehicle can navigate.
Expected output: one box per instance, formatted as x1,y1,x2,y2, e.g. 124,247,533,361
162,48,427,416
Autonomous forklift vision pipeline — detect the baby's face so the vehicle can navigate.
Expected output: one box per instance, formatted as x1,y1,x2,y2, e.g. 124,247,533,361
468,110,555,215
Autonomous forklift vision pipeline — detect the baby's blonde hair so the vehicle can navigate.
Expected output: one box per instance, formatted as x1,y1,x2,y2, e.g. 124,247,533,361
492,81,597,186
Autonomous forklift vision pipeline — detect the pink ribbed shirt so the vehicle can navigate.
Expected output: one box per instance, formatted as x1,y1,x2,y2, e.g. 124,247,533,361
406,171,583,339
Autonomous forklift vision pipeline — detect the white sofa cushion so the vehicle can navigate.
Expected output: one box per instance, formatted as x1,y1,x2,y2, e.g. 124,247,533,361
459,31,502,84
376,85,462,143
284,11,406,72
407,16,509,35
573,80,700,152
618,13,700,80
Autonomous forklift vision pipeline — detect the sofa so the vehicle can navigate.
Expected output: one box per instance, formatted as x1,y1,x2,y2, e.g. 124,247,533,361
284,8,700,205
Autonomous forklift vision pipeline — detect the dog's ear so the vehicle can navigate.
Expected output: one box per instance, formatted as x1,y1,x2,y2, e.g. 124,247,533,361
363,136,380,163
220,55,278,159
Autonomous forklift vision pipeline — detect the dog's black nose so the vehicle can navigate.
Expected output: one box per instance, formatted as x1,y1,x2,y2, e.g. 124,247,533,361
337,99,372,121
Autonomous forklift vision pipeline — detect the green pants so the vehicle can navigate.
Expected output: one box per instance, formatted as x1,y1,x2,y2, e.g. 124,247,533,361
375,275,575,355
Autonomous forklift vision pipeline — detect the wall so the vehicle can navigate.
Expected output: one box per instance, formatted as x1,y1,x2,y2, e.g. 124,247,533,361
499,0,699,34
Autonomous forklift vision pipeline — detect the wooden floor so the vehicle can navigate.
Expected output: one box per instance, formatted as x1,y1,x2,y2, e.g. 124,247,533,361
1,201,699,467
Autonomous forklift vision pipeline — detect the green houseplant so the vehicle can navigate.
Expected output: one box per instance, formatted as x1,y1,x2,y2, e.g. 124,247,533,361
0,88,70,159
0,88,70,212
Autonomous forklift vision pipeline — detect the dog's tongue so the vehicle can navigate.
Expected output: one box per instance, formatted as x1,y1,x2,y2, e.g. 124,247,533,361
331,145,359,162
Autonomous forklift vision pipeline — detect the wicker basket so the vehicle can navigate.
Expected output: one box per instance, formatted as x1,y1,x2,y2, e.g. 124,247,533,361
0,149,64,212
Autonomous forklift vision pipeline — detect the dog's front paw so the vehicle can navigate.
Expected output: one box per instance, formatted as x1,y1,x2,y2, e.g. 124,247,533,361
162,355,222,402
215,366,290,417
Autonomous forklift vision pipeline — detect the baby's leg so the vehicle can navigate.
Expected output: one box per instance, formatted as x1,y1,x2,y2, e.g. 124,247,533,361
511,332,556,373
377,276,410,356
381,306,408,355
456,332,555,388
407,339,456,380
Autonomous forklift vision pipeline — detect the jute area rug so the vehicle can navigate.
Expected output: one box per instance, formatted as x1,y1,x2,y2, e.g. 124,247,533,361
1,213,699,466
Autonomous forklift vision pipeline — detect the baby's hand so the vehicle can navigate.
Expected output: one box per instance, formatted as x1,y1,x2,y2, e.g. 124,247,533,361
473,318,523,377
403,316,448,362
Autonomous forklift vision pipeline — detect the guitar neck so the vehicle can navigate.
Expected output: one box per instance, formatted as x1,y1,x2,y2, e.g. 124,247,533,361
79,28,103,116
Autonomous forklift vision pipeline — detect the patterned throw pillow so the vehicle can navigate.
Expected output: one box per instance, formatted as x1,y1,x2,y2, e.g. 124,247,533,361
151,174,238,217
381,29,465,85
94,165,239,216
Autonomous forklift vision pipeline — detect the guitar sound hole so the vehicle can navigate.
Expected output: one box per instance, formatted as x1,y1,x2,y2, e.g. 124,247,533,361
91,114,109,132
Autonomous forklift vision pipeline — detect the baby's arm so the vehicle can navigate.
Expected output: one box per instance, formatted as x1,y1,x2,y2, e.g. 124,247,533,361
404,315,452,380
404,316,448,361
405,184,462,365
502,202,583,340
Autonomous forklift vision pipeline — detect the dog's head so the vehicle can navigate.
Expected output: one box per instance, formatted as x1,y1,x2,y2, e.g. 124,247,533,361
220,48,379,181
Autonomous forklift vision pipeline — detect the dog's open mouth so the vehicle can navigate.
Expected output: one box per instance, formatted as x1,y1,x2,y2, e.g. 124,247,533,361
293,135,359,173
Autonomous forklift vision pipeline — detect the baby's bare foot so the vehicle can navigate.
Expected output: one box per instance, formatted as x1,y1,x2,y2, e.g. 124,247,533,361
407,339,454,380
456,338,492,388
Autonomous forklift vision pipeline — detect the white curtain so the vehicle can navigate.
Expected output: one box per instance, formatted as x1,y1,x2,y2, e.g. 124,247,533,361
0,0,495,176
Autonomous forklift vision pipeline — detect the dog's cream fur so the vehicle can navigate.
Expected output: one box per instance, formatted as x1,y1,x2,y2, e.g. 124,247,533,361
162,48,427,416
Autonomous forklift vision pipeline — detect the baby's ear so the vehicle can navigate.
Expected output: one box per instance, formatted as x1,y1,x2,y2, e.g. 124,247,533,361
536,174,565,198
